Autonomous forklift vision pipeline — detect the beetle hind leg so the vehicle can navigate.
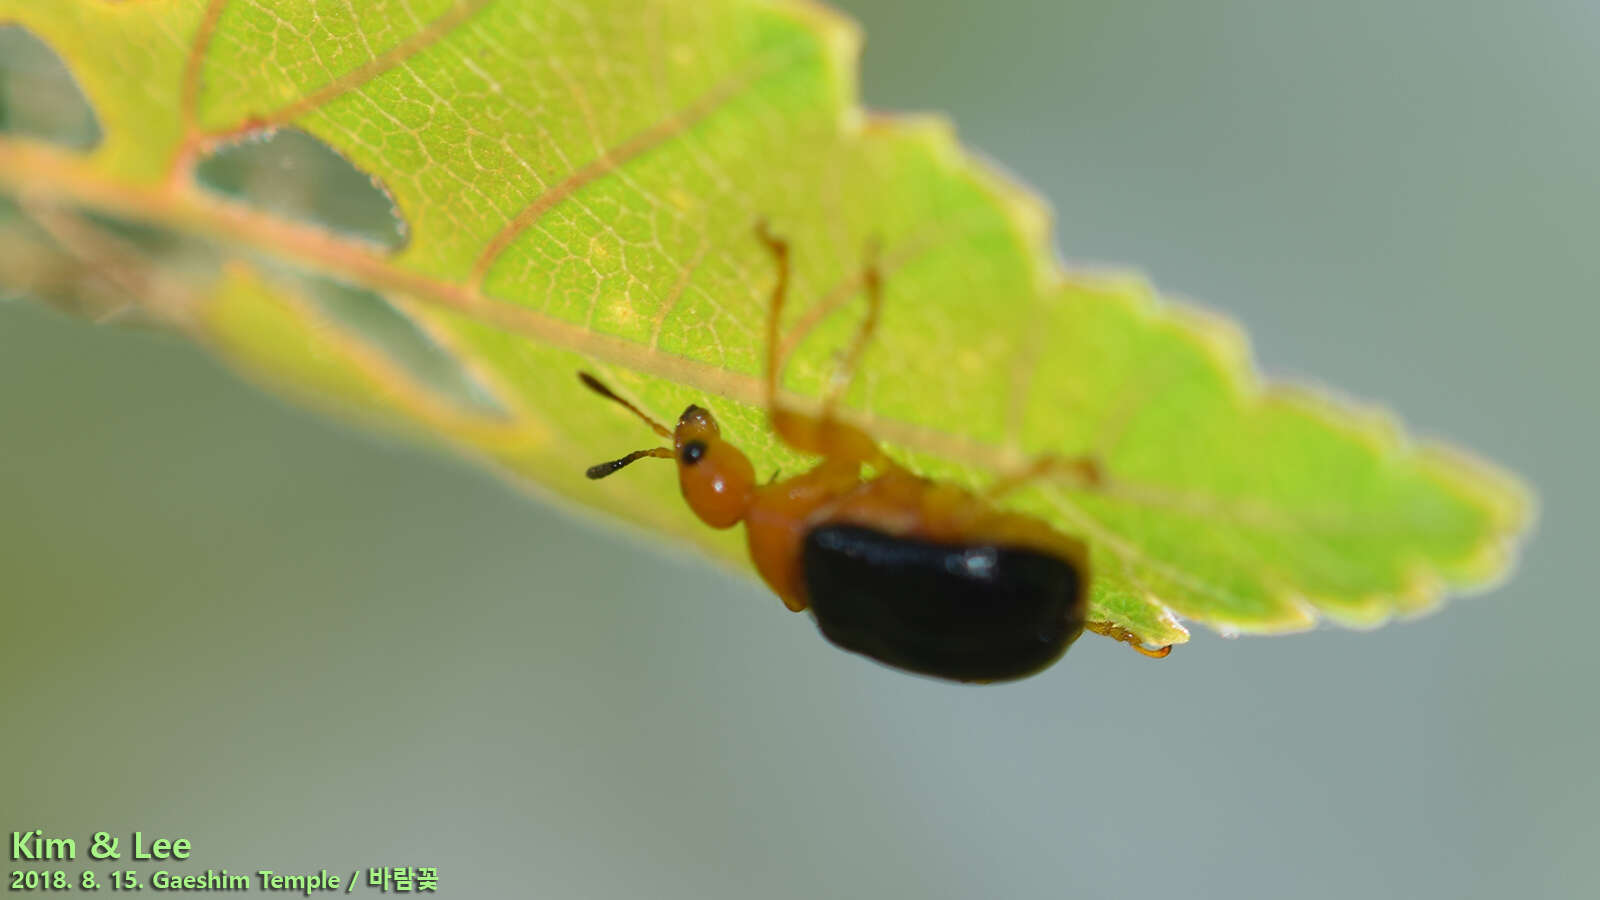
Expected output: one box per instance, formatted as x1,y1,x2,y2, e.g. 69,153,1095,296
1086,620,1173,658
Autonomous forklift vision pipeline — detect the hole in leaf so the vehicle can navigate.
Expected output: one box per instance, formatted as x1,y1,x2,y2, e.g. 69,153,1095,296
298,275,506,417
0,25,103,149
195,128,409,251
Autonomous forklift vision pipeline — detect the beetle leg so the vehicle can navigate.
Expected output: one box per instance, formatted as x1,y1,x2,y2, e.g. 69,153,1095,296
754,219,792,410
1086,620,1173,658
984,453,1106,500
755,222,900,471
820,235,882,419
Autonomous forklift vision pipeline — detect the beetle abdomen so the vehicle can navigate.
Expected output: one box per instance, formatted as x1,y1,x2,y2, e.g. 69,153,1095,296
800,524,1087,682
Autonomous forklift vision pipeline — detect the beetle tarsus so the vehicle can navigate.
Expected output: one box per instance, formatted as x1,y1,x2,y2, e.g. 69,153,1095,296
1087,620,1174,659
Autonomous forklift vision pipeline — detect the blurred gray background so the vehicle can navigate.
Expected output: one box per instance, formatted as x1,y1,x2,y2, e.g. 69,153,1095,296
2,1,1592,897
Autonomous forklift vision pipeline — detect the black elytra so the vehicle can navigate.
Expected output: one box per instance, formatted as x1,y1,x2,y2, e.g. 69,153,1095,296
800,524,1088,682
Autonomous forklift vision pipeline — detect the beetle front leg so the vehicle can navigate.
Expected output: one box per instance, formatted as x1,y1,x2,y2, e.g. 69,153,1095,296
755,222,900,472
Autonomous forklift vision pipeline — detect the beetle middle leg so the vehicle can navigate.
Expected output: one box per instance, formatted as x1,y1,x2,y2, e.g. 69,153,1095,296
984,453,1106,500
985,458,1173,659
755,222,899,472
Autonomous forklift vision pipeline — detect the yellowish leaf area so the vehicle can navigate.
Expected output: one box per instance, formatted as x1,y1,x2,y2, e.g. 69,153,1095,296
0,0,1532,647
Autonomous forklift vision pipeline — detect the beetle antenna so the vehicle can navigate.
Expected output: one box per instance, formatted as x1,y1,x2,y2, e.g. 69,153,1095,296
578,372,672,438
585,447,674,479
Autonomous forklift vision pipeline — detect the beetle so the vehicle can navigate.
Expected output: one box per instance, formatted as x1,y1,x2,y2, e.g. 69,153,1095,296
580,224,1170,682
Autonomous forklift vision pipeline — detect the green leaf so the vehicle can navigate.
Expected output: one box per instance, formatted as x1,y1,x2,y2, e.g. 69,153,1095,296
0,0,1532,649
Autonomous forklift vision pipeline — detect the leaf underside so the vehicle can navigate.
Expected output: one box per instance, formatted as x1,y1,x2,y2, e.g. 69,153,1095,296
0,1,1532,648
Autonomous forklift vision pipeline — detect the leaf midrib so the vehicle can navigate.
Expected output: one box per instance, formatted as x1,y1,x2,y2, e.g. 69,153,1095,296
1,135,1510,570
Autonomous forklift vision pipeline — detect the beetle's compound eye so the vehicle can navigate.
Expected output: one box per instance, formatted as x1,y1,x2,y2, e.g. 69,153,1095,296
676,437,755,529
